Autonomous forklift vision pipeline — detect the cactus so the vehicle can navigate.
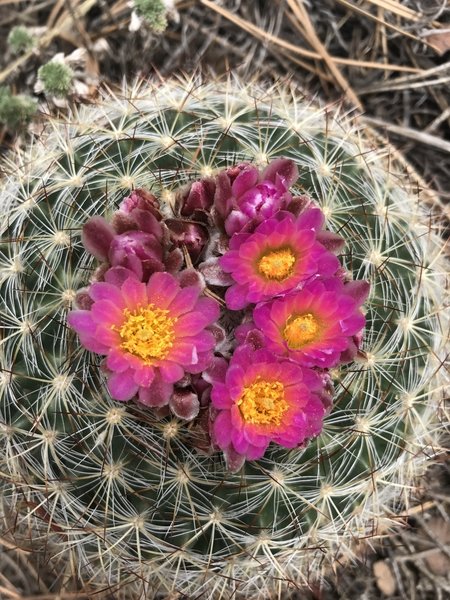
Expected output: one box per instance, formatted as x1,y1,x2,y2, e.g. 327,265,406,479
37,60,74,98
0,78,448,598
0,86,37,130
7,26,35,55
133,0,172,32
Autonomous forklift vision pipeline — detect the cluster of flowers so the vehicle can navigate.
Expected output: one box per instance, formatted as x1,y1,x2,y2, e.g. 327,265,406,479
68,158,369,471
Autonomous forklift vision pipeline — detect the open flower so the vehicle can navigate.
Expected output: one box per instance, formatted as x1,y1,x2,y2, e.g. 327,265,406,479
220,209,341,309
211,346,326,467
68,272,219,406
253,278,369,368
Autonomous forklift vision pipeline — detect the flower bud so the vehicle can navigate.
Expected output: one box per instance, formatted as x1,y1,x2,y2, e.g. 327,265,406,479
108,231,164,280
165,219,209,263
169,390,200,421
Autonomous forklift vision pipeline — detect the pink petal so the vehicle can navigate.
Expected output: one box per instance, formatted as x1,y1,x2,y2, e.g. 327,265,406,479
95,326,121,347
316,230,345,253
158,361,185,383
243,427,269,447
182,297,219,329
89,282,125,306
231,428,249,455
341,313,366,335
138,374,172,407
344,280,370,305
189,330,215,352
211,382,232,409
106,348,130,372
232,166,259,198
67,310,95,335
184,350,213,374
133,365,156,387
91,300,124,327
225,210,248,236
219,251,242,273
213,411,233,449
167,341,197,365
146,272,180,308
78,333,109,354
104,266,139,288
107,369,139,401
317,252,340,276
203,356,228,385
262,158,298,188
121,277,147,308
245,443,267,460
225,284,249,310
168,286,200,316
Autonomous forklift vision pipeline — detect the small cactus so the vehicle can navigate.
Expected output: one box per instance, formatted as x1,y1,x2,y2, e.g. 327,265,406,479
7,26,35,54
37,60,74,97
133,0,170,32
0,86,37,130
0,79,448,598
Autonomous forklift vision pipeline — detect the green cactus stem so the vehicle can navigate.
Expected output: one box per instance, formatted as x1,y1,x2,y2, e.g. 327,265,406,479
0,78,448,599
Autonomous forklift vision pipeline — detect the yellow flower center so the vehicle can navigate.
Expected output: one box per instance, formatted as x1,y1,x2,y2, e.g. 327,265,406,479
115,305,177,363
237,378,288,426
283,313,319,349
258,247,296,281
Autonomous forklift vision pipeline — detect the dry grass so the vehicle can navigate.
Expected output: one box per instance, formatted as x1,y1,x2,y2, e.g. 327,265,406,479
0,0,448,196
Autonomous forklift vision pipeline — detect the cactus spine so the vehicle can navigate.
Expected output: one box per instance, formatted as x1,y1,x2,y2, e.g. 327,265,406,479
0,78,448,598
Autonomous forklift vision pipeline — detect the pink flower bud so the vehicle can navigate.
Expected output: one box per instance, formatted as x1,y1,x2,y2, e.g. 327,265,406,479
165,219,209,263
108,231,164,280
169,390,200,421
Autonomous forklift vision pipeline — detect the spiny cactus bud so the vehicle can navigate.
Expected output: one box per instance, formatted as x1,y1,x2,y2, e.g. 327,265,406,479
0,86,37,129
0,79,448,599
7,26,35,54
133,0,169,33
37,60,74,97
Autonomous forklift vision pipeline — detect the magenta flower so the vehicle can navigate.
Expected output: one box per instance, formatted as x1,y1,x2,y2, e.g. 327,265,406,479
211,346,326,466
67,272,219,407
216,158,299,235
220,209,341,310
253,278,369,368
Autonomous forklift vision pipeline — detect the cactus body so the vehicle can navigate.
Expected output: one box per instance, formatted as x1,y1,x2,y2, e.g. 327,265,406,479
0,79,448,598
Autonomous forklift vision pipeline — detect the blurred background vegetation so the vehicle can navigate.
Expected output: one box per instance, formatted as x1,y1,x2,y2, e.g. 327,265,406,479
0,1,449,598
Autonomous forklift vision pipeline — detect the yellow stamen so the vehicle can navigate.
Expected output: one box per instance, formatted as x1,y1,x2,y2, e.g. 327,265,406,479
115,305,177,363
258,247,296,281
237,378,288,426
283,313,319,349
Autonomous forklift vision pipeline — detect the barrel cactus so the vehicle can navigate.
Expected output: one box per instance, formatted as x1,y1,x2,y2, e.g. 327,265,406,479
0,78,448,598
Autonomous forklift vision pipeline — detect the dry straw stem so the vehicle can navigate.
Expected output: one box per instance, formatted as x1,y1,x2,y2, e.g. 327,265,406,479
200,0,421,81
363,116,450,156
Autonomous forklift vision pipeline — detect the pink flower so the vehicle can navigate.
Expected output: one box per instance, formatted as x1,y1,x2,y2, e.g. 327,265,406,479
253,278,369,368
220,209,341,310
67,272,219,407
216,158,299,235
211,346,326,467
